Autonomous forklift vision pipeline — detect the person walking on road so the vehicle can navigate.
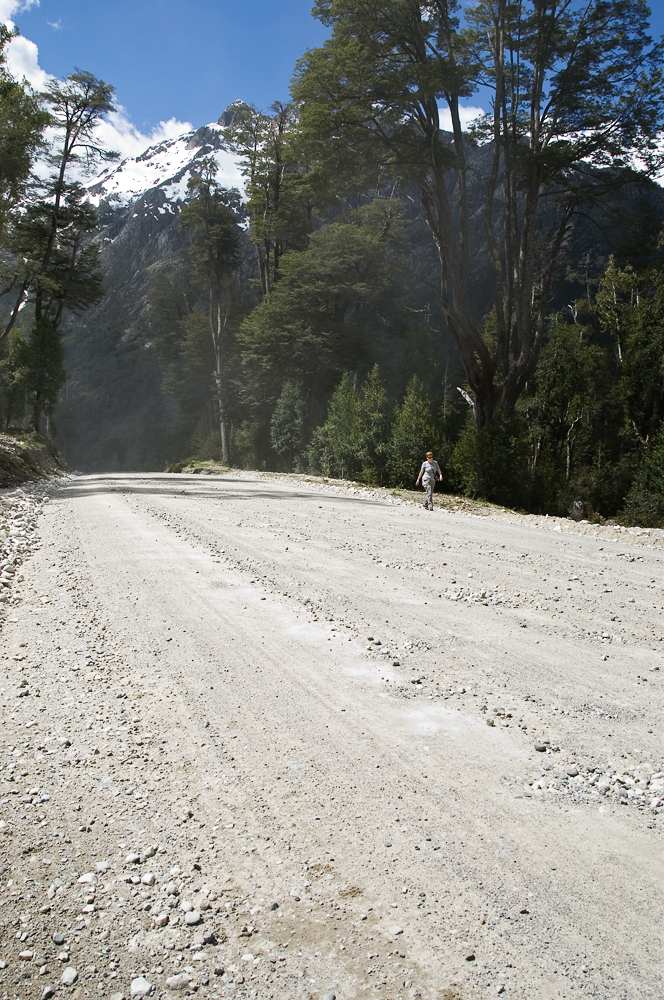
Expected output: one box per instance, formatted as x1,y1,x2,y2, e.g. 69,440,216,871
416,451,443,510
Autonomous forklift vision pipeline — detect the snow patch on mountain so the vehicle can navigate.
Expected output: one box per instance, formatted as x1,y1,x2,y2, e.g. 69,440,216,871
85,121,245,210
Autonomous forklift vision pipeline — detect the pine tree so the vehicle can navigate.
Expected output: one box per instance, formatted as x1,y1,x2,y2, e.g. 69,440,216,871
307,373,362,479
357,365,391,484
386,376,437,487
271,380,306,469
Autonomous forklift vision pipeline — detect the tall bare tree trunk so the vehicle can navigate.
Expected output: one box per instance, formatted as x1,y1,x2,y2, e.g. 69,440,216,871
211,302,230,464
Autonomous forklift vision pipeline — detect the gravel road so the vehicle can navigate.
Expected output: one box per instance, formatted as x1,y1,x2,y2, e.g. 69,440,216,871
0,472,662,1000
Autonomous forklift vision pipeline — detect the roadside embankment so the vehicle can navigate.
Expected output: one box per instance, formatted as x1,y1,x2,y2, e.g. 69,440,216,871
0,433,67,488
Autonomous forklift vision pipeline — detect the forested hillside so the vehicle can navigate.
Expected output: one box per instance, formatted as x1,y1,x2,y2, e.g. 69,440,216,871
3,1,664,525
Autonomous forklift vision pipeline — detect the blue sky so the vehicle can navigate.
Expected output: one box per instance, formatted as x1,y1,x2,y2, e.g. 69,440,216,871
4,0,329,131
2,1,664,158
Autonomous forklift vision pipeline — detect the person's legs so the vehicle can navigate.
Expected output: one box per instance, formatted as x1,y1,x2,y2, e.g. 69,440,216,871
425,480,434,509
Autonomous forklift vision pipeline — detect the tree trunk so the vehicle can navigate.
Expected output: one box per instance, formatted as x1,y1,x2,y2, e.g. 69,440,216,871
566,417,581,480
210,299,230,465
218,394,230,465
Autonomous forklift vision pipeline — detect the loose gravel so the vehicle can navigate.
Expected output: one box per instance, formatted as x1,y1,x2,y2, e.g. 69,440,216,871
0,472,662,1000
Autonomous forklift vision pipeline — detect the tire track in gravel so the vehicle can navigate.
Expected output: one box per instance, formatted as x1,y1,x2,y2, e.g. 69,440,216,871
0,472,662,1000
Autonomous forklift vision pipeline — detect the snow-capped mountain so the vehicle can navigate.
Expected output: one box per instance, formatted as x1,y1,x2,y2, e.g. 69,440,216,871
57,112,251,473
85,120,245,212
70,114,248,347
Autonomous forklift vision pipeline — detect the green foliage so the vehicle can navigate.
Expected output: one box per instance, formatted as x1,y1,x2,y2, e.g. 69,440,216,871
0,25,49,243
621,426,664,527
11,185,104,323
521,318,616,482
159,309,215,416
306,365,395,482
271,380,306,468
293,0,664,428
231,420,264,470
306,373,361,479
179,158,244,463
0,328,29,427
452,410,529,508
356,364,391,484
385,375,437,488
599,260,664,448
240,202,410,416
180,159,241,287
0,67,115,432
22,318,67,430
221,102,312,296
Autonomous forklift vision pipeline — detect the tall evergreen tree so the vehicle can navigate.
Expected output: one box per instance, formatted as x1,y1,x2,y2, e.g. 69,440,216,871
270,380,307,468
222,102,311,297
357,365,391,484
179,158,242,463
386,375,437,487
307,372,362,479
0,69,115,430
0,25,49,249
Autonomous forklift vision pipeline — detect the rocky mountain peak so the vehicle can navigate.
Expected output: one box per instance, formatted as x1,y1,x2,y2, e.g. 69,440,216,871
85,116,244,215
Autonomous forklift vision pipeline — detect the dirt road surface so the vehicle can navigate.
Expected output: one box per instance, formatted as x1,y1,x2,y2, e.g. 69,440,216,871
0,472,663,1000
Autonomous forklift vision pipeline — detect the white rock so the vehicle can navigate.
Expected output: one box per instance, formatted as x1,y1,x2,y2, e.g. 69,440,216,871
141,872,156,886
165,973,190,991
61,967,78,987
96,861,110,873
130,976,152,998
180,900,193,912
154,912,169,927
184,910,202,926
77,872,96,884
389,925,403,937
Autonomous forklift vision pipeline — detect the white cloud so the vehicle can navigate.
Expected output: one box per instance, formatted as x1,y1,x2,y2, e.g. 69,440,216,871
47,19,61,30
95,107,193,162
0,0,40,21
1,11,193,167
5,30,51,89
1,2,51,92
438,104,486,132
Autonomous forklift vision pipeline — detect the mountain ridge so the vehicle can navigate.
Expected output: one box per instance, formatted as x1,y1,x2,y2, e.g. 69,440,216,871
86,119,244,213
